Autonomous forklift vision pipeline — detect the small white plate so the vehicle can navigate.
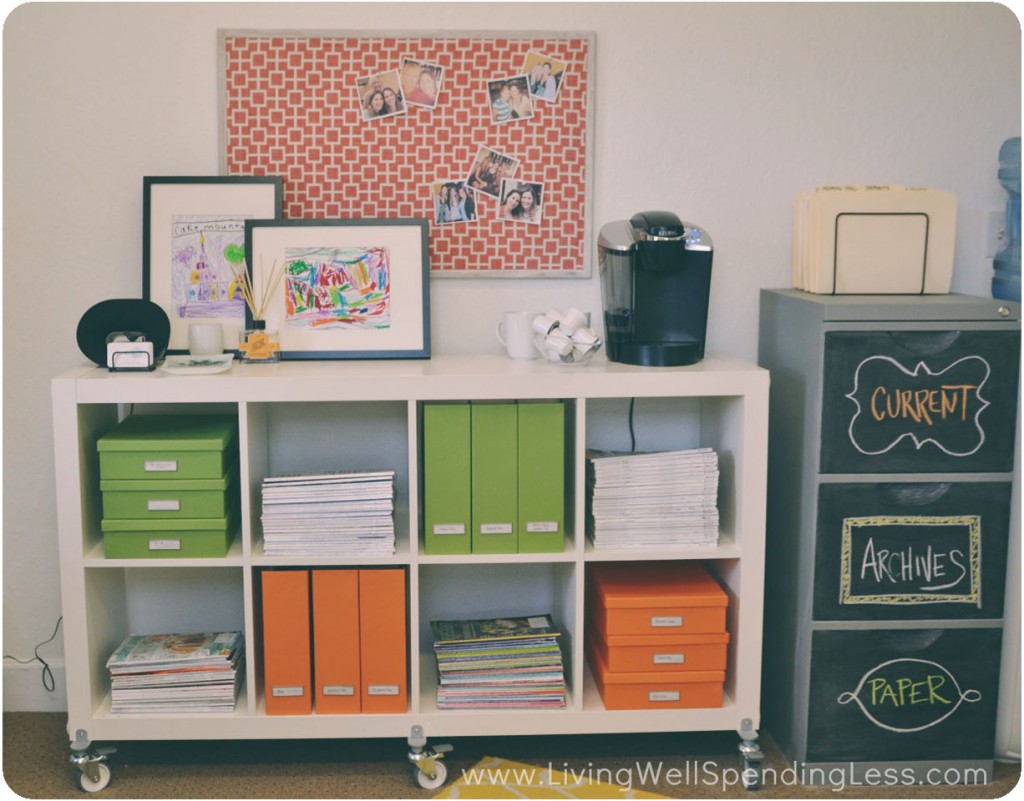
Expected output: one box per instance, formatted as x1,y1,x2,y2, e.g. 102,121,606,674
159,354,235,375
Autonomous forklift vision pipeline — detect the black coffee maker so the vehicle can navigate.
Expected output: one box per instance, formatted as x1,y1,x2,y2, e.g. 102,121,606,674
597,211,713,366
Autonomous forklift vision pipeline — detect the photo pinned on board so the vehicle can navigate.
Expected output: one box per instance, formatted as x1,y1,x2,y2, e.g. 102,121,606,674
431,180,478,225
400,59,444,109
523,51,567,102
465,146,521,200
485,75,534,123
355,70,407,121
498,179,544,226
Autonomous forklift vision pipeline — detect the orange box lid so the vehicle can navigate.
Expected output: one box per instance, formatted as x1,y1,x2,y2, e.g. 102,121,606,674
592,626,730,648
589,644,725,684
590,562,728,608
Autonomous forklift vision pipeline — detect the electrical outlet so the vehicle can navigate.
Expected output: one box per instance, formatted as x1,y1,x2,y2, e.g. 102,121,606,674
986,210,1007,258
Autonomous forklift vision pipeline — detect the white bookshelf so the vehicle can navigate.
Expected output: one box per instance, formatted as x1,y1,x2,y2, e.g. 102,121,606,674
52,353,768,761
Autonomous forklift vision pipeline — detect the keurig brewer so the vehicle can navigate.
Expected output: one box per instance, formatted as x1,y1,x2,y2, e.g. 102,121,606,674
597,211,713,367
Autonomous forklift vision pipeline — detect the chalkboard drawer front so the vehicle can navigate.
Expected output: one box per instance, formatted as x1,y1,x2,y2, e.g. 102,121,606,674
806,628,1001,763
820,329,1020,474
813,482,1011,621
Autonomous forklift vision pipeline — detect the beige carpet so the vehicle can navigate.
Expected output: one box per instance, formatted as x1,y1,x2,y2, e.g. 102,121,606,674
3,712,1018,799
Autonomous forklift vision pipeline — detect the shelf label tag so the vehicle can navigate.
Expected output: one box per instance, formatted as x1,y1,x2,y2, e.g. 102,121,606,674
367,685,400,695
526,521,559,532
649,691,681,702
651,616,683,627
144,460,178,472
654,653,685,664
323,685,355,696
480,523,513,534
432,524,465,535
148,539,181,551
272,686,305,697
147,499,181,512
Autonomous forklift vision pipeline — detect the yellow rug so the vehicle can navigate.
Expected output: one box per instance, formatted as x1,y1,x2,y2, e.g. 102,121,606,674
434,756,669,799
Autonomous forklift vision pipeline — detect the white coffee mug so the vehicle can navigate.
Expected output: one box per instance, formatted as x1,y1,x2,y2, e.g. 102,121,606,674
188,323,224,356
496,311,537,360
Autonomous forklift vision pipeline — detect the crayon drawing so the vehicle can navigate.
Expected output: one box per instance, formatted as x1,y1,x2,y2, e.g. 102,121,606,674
284,246,391,330
171,215,248,318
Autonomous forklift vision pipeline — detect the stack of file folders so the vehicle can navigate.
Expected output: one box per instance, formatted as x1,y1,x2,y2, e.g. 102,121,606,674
586,448,720,550
260,470,396,556
431,615,566,709
106,631,244,714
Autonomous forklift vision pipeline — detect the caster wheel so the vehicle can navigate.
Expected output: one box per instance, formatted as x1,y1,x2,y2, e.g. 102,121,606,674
413,760,448,791
77,762,112,793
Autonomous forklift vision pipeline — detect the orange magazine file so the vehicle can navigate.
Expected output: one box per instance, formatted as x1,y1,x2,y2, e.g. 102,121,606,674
358,568,408,713
312,569,361,713
261,570,312,715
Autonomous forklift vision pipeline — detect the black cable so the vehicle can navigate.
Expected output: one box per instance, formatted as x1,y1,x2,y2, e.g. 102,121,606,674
3,616,63,692
626,397,634,454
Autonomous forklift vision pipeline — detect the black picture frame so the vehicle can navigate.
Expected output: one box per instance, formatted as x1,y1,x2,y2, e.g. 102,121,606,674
244,218,431,360
143,176,282,354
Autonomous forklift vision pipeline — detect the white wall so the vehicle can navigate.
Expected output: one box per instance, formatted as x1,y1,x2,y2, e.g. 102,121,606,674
3,0,1019,744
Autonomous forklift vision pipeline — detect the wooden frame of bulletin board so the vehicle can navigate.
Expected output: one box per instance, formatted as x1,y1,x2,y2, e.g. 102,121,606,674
219,30,595,278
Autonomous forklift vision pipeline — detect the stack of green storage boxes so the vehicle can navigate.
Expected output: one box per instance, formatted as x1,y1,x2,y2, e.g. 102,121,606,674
98,415,240,558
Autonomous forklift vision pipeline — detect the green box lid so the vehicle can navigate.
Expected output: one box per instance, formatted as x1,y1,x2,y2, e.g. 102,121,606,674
101,511,235,533
97,415,238,452
100,469,237,492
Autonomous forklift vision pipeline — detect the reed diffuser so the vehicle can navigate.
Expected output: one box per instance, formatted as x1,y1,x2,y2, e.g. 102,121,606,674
230,258,285,363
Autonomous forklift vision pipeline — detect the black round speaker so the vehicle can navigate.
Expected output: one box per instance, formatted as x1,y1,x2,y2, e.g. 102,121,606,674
76,299,171,366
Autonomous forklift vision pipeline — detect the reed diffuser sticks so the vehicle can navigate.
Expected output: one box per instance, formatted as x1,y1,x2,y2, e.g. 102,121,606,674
230,258,284,321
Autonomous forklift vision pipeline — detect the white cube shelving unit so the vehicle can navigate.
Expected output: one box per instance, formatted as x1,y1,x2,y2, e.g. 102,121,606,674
52,353,769,784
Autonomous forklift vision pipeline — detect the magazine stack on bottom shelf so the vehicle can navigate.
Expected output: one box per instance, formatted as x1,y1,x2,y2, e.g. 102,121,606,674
106,631,244,714
431,615,566,709
260,470,396,556
586,447,720,550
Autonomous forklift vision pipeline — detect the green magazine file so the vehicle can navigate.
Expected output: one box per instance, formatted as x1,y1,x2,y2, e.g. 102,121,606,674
423,403,472,554
471,403,518,553
518,402,566,553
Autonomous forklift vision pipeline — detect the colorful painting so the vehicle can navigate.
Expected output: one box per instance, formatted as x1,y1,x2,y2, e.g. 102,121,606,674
171,215,248,319
284,246,391,330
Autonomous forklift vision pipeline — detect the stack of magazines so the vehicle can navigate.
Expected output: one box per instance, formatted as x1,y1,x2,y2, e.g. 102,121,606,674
260,470,396,556
586,447,720,550
431,615,566,710
106,631,244,714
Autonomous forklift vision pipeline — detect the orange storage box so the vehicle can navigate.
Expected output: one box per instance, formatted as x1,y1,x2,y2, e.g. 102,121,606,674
588,642,725,710
589,562,728,637
588,625,729,673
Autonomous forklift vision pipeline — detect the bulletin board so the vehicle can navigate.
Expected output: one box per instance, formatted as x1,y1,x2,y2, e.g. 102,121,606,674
220,30,595,277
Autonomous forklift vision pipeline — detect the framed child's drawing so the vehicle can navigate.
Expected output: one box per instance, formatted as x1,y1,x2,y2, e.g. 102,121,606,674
219,31,594,277
143,176,282,353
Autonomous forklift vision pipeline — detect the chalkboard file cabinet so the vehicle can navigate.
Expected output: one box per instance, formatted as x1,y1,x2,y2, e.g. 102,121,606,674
758,290,1020,784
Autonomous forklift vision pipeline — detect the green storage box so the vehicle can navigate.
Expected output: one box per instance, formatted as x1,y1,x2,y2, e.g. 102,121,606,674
100,470,238,520
97,415,238,481
101,512,236,558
